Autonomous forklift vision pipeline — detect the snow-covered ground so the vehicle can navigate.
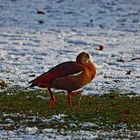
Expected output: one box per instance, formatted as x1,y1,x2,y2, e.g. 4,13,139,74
0,113,140,139
1,128,140,140
0,28,140,95
0,0,140,139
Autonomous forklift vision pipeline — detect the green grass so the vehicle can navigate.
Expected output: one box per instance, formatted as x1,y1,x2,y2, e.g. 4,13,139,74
0,88,140,131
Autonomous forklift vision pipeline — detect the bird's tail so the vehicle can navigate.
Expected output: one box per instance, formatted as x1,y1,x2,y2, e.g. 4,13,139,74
24,81,35,90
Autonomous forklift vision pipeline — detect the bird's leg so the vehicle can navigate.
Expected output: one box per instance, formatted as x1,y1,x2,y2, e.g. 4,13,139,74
68,90,82,108
68,92,72,108
71,90,83,97
48,88,55,108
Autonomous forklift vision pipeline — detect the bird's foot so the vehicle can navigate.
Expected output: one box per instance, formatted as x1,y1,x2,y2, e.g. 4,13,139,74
71,90,83,97
68,90,83,108
49,96,56,108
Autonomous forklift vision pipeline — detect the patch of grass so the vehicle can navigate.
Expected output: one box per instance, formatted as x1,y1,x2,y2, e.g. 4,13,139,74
0,88,140,130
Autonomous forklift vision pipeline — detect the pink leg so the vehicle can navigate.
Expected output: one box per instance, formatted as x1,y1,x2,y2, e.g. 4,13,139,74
68,90,82,108
49,96,56,108
48,88,56,108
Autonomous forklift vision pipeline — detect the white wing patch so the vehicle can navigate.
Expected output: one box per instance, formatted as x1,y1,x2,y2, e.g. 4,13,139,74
70,71,83,76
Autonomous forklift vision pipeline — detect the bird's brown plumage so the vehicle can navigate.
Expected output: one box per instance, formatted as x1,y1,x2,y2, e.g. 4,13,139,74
29,61,84,88
29,52,96,108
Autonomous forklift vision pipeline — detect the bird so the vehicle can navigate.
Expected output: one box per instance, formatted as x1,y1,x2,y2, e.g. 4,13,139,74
28,52,96,108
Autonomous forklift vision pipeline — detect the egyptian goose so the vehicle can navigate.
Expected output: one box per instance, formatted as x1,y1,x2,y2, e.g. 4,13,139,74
29,52,96,108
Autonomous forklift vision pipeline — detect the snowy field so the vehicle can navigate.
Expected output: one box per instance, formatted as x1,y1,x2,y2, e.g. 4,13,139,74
0,0,140,139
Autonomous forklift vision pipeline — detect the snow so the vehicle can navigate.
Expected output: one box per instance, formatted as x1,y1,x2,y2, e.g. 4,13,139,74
25,127,39,134
0,0,140,139
0,127,140,140
0,113,140,139
0,27,140,94
51,114,64,121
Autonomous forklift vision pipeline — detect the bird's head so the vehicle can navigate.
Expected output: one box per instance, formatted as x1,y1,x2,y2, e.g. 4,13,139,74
76,52,90,64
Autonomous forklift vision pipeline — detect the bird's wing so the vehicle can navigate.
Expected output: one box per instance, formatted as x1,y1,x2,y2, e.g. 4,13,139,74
29,61,84,87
